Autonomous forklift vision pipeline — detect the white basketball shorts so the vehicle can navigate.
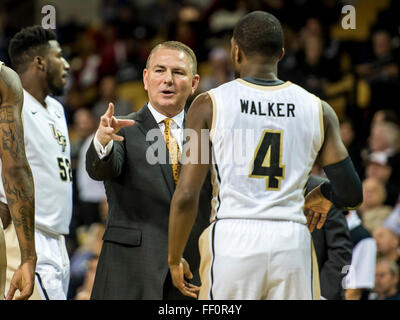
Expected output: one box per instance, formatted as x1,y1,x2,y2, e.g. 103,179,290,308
198,219,320,300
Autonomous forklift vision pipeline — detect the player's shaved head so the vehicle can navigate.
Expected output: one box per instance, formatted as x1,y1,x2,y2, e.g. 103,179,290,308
233,11,284,60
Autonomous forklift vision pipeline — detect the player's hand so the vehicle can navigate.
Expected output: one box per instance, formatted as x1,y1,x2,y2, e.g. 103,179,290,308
6,260,36,300
169,258,200,298
304,185,333,233
96,102,135,147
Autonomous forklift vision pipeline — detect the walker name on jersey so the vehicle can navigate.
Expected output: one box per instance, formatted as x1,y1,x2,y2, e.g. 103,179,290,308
49,123,67,152
240,99,295,117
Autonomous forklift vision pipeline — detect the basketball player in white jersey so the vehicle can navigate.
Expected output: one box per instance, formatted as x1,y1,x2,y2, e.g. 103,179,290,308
1,26,72,300
0,61,36,300
168,11,363,300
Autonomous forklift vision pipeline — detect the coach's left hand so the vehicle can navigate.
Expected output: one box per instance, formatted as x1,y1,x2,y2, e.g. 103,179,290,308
169,258,200,298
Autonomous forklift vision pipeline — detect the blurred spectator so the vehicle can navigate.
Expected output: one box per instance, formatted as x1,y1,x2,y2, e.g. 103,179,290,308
356,29,400,125
74,255,99,300
64,86,88,125
68,223,105,299
373,225,400,293
371,259,400,300
356,30,399,81
198,46,234,93
359,178,392,233
169,5,208,61
371,109,400,128
368,121,400,155
92,75,133,119
383,203,400,239
75,110,106,226
143,0,180,32
71,108,98,160
97,21,127,79
71,31,100,88
278,25,301,81
294,35,328,97
207,0,247,36
365,151,400,207
340,118,364,179
68,109,106,255
343,210,377,300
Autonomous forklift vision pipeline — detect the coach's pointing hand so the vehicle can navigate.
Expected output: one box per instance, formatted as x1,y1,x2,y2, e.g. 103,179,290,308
96,102,135,147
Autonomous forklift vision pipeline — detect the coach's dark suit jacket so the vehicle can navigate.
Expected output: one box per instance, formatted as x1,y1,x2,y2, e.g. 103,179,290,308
306,175,353,300
86,104,211,300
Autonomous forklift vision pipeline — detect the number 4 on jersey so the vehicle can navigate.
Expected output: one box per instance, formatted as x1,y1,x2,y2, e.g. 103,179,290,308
249,130,285,191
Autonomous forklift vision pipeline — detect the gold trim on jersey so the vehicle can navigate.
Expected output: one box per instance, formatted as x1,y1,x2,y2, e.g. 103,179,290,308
198,224,213,300
209,163,220,223
317,98,325,146
236,78,292,91
208,91,217,142
311,240,321,300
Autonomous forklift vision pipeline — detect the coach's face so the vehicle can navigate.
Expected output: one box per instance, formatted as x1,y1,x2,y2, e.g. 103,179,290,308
143,47,199,116
46,40,70,96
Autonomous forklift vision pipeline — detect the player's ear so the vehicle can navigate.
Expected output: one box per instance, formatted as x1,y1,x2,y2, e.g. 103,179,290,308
34,56,46,72
230,37,241,65
278,48,285,62
236,45,243,64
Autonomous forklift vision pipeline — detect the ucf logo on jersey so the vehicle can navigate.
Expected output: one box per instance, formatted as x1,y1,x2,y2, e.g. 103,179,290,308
50,124,67,152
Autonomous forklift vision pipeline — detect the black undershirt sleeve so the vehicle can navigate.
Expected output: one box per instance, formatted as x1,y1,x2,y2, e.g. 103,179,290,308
320,157,363,211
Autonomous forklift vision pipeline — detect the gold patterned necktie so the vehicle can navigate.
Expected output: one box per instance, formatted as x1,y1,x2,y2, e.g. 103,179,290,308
163,118,181,185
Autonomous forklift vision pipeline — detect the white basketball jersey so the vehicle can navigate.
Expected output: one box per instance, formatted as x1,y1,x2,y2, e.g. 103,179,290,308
208,78,324,224
22,90,72,235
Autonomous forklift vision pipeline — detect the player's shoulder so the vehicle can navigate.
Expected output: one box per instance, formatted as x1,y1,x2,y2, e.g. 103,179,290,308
287,81,320,98
210,79,238,92
46,95,65,112
0,62,22,88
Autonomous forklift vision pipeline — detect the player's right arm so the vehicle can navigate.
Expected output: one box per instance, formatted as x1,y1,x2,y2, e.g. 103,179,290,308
316,100,363,210
0,63,36,300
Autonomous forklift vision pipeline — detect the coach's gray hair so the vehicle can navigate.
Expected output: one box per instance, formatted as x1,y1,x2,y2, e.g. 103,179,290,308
145,41,198,76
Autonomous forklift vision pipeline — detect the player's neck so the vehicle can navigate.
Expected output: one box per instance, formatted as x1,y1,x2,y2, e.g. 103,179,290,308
239,63,279,81
20,73,49,107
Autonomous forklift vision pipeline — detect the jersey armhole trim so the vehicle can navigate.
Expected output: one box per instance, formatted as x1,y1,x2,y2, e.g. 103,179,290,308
318,98,324,146
208,90,217,142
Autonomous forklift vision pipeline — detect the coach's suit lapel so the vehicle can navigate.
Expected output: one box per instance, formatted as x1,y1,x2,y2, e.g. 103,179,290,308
135,104,174,196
